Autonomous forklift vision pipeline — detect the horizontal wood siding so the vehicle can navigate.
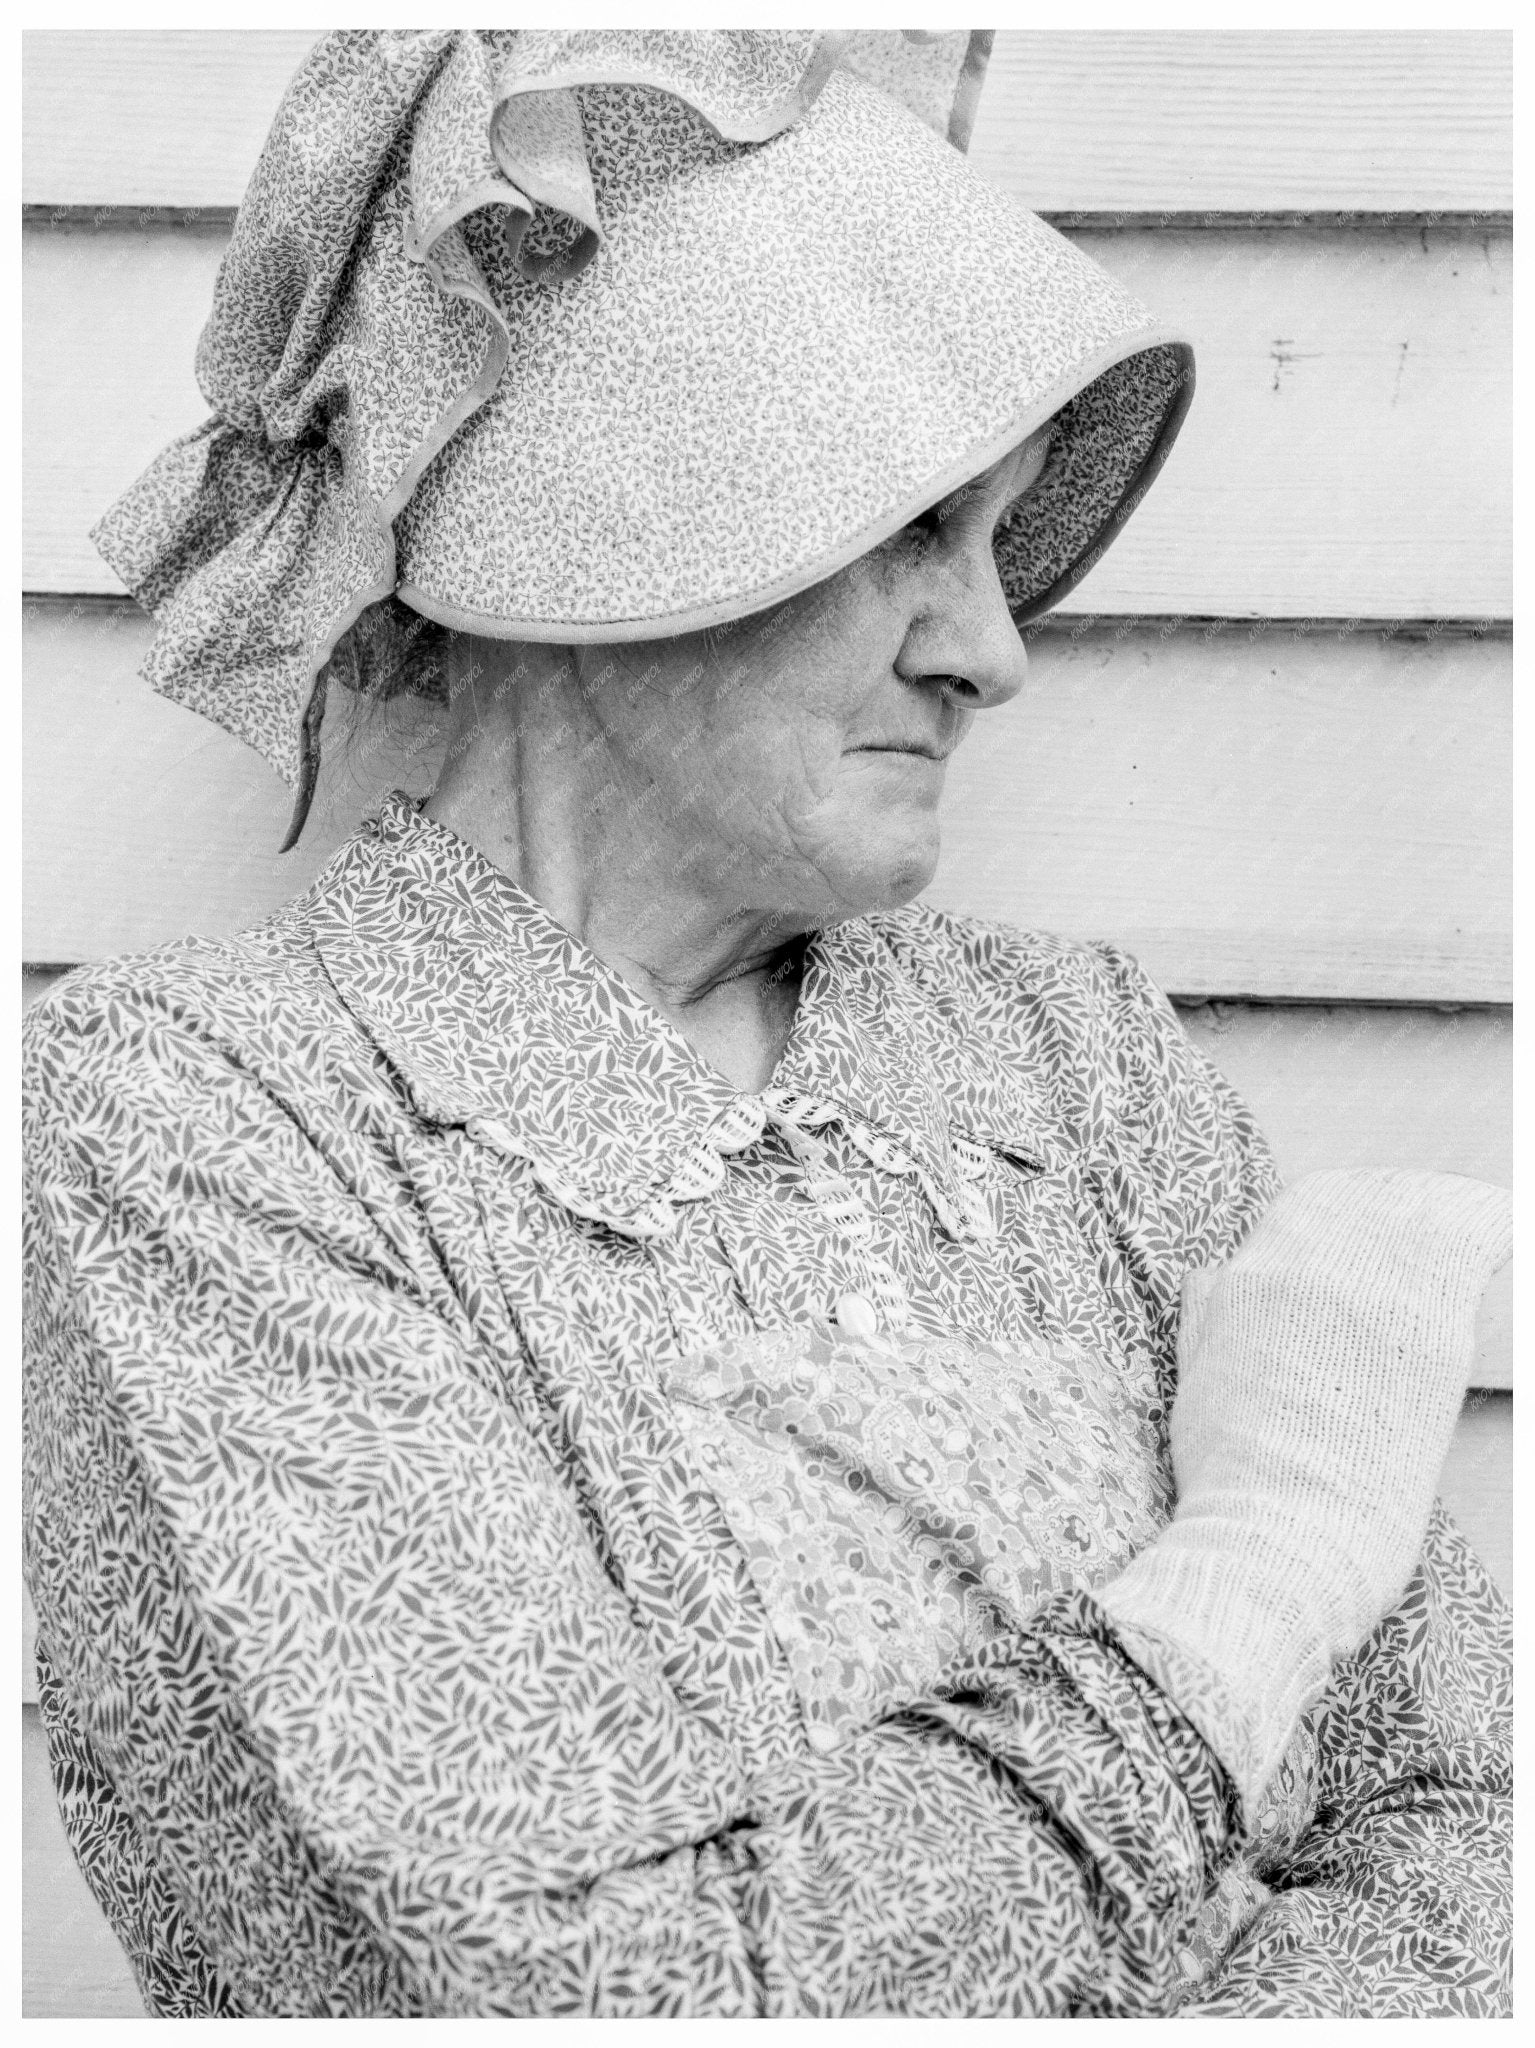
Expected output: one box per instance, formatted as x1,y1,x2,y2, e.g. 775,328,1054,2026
970,33,1512,215
24,32,1511,215
24,220,1512,618
1178,1002,1511,1393
931,622,1508,1003
1178,1003,1510,1188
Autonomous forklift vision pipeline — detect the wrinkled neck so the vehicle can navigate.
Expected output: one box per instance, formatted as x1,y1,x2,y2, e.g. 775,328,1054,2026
422,640,808,1090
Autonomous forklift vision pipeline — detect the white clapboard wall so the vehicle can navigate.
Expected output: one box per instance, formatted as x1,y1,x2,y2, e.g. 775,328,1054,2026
21,32,1513,2019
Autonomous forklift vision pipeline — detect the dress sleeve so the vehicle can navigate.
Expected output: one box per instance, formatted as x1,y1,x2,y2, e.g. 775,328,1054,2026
1176,1505,1512,2018
1082,940,1282,1269
24,986,1242,2017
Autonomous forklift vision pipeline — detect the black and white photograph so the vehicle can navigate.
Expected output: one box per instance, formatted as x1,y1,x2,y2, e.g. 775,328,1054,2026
20,17,1513,2021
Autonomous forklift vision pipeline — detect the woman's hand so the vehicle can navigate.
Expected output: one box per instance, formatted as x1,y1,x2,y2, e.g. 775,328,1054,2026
1101,1168,1511,1811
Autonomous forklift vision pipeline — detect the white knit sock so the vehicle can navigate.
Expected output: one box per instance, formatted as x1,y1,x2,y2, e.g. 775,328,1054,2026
1100,1169,1511,1811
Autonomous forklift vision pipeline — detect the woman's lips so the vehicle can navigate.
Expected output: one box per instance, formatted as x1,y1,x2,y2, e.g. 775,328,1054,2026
848,741,952,763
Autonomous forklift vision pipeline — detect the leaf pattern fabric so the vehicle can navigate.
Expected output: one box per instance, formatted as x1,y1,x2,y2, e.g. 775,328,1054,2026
22,792,1510,2016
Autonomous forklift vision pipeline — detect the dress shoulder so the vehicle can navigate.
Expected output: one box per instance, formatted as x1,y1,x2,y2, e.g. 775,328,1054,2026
27,894,324,1034
22,891,390,1154
867,901,1280,1256
866,900,1182,1079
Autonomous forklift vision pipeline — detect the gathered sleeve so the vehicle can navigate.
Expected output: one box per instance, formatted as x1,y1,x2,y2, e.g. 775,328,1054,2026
1079,939,1282,1266
23,982,1243,2017
1175,1504,1512,2018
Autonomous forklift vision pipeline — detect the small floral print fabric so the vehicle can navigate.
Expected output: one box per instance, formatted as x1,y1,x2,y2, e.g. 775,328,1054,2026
22,793,1510,2017
663,1322,1171,1744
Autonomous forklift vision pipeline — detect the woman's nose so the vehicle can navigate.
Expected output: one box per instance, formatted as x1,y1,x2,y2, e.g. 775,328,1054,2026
896,537,1031,711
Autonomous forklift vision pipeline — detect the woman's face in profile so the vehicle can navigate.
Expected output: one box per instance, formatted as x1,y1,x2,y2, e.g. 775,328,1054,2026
571,431,1050,929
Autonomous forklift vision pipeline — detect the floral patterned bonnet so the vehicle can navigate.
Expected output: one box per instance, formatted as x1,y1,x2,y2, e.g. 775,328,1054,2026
91,31,1194,847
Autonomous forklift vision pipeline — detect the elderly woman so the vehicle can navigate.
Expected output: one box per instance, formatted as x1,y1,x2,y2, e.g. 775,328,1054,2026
23,31,1510,2020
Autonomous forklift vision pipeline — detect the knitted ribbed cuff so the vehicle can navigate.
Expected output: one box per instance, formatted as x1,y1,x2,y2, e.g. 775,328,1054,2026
1098,1530,1339,1817
1225,1170,1512,1312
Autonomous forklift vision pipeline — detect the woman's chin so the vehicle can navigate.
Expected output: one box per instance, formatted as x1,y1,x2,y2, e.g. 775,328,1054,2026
824,831,941,917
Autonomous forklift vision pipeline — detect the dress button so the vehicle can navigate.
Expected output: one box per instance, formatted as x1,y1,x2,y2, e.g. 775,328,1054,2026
834,1290,880,1340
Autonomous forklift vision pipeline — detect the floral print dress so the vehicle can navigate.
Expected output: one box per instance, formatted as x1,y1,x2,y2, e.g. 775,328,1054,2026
22,793,1510,2017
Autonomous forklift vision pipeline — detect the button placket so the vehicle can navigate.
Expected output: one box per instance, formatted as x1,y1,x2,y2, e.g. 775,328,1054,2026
766,1112,911,1335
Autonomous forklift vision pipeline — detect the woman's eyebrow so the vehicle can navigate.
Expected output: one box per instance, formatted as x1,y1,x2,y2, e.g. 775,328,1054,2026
968,431,1053,508
953,451,1029,513
985,440,1052,522
914,426,1054,534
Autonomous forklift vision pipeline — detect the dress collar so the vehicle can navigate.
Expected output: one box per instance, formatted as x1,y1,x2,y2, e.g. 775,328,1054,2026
313,793,1057,1239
